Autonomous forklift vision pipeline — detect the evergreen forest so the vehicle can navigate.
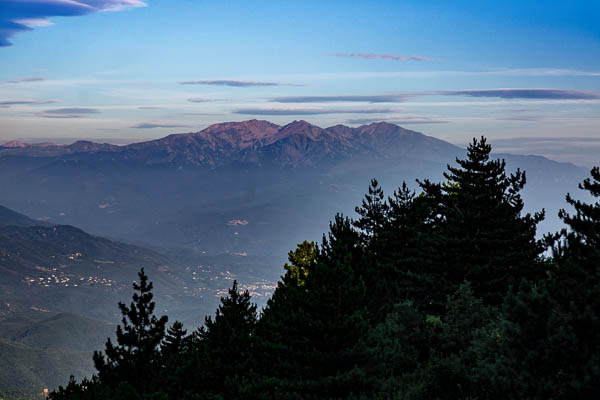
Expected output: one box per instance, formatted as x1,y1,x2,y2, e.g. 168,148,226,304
49,138,600,400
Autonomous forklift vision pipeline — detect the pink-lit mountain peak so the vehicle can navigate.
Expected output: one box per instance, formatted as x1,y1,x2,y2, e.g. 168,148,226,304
0,120,459,168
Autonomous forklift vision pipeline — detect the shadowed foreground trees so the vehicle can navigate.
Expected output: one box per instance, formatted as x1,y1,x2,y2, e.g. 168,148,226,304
50,139,600,400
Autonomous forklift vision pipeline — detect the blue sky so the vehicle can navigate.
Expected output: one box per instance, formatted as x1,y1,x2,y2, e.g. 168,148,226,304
0,0,599,164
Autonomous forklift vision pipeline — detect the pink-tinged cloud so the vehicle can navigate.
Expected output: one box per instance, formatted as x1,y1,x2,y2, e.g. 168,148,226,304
37,107,101,118
132,122,190,129
346,117,448,125
272,94,408,103
332,53,432,61
234,107,393,115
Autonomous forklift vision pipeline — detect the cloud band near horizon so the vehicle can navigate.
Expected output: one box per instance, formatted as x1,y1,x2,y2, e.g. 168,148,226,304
5,76,46,83
233,107,394,115
37,107,101,118
272,89,600,103
132,122,190,129
179,80,306,87
0,99,60,106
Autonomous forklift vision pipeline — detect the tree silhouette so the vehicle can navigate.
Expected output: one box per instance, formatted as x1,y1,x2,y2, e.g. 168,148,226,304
93,268,168,393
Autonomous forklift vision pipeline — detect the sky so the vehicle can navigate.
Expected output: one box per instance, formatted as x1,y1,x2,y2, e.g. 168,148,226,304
0,0,599,165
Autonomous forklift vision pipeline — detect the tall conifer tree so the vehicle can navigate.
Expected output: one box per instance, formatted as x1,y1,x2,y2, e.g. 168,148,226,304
192,280,257,399
419,137,544,305
93,268,168,393
253,216,369,399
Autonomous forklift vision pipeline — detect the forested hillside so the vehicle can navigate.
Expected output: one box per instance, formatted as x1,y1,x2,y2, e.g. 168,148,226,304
50,138,600,400
0,312,114,399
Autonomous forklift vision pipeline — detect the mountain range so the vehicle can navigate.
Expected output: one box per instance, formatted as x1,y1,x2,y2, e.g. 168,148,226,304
0,120,458,167
0,120,589,262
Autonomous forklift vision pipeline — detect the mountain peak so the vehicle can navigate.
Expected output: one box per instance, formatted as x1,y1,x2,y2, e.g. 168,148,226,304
359,121,410,133
278,120,324,140
285,119,314,128
68,141,120,153
201,119,280,140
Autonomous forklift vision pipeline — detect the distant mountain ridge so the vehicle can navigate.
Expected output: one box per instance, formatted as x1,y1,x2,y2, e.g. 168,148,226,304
0,119,590,262
0,204,49,227
0,140,120,157
0,120,460,168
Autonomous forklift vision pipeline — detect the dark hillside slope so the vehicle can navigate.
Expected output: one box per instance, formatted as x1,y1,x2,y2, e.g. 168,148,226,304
0,205,49,227
0,312,114,398
0,217,194,323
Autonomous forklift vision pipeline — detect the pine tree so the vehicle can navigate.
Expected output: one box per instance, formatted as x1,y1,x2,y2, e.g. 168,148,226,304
157,320,189,399
161,320,187,359
353,180,432,318
307,214,369,398
252,215,370,399
282,240,318,286
557,166,600,260
93,268,168,393
473,167,600,399
362,300,428,399
355,178,389,238
381,182,442,314
419,137,545,305
250,241,319,398
191,280,258,399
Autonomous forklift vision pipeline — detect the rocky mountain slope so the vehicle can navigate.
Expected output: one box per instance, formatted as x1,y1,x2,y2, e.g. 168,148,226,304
1,120,459,168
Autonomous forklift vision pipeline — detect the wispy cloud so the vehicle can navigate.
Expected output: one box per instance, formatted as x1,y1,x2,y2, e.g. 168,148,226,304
432,89,600,100
234,107,393,116
5,76,46,84
346,117,449,125
483,68,600,77
0,99,61,106
0,0,147,47
273,89,600,104
13,18,55,28
272,94,407,103
179,80,306,87
43,107,100,114
187,97,220,103
38,107,101,118
496,116,540,122
132,122,190,129
332,53,432,61
137,106,162,110
295,68,600,81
